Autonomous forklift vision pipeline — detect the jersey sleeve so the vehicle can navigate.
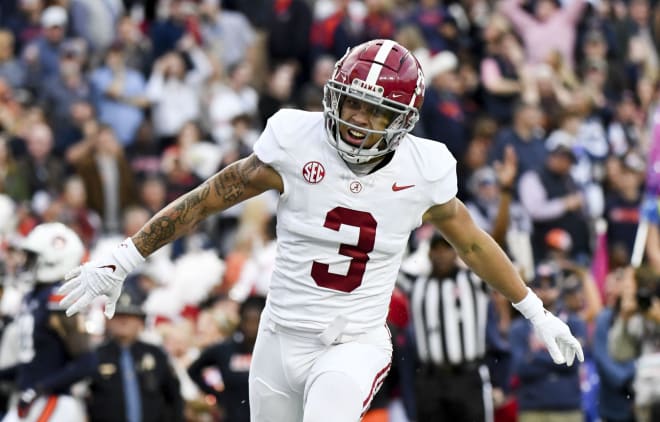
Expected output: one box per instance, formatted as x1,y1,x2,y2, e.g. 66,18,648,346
413,138,457,206
253,116,287,172
429,159,457,205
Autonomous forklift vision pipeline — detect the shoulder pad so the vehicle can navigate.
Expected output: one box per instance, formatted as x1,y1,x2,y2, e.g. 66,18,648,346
405,135,457,182
267,109,324,150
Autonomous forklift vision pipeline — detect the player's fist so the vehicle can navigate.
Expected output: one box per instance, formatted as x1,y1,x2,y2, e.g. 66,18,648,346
513,288,584,366
58,238,144,318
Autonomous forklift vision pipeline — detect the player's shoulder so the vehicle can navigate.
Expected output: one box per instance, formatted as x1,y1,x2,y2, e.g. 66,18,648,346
402,134,457,182
267,109,324,146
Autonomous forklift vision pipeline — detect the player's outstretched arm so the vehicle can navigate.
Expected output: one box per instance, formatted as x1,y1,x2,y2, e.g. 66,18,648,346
425,197,528,302
133,154,282,256
60,154,282,318
425,197,584,366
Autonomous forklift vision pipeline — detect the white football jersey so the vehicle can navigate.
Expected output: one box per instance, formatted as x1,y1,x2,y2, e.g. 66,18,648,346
253,109,457,334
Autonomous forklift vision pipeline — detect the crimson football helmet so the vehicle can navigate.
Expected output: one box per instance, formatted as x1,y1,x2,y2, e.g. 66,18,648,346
323,39,425,164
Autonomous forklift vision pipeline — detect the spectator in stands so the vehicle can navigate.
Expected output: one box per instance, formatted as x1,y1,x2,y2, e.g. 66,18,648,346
407,0,452,54
500,0,587,69
2,0,43,54
148,0,191,59
518,135,591,264
266,0,313,86
480,14,527,125
199,0,257,72
69,124,136,233
419,51,468,159
139,175,168,217
42,175,101,247
309,0,366,59
207,60,258,145
297,55,335,112
604,151,645,264
593,266,637,422
0,30,24,90
16,121,65,199
0,134,28,201
146,35,212,149
89,40,149,147
68,0,124,54
39,40,92,153
22,6,71,91
114,15,153,77
489,101,547,192
607,91,644,157
509,266,587,422
188,295,266,422
258,62,296,127
160,121,210,202
457,116,499,199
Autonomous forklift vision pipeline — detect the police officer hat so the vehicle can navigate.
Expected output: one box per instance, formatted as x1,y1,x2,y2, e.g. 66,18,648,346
114,290,145,317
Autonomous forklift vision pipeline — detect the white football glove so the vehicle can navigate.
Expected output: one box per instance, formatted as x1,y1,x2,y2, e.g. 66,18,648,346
513,288,584,366
58,238,144,318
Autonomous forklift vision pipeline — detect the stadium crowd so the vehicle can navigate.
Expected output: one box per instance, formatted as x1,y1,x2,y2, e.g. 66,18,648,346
1,0,660,421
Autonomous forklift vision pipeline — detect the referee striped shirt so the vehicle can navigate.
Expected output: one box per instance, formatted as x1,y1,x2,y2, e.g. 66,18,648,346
411,268,490,366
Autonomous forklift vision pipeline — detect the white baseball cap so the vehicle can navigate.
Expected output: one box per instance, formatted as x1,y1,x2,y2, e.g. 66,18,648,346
425,51,458,83
41,6,68,28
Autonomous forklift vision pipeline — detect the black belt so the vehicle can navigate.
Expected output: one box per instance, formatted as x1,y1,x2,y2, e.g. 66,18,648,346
420,360,483,375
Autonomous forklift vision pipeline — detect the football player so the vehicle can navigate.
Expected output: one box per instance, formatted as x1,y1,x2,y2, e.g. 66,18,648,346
0,223,88,421
59,39,584,422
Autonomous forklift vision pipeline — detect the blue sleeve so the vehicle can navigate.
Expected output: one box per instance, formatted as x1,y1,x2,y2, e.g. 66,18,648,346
36,351,97,394
592,310,636,389
187,343,225,399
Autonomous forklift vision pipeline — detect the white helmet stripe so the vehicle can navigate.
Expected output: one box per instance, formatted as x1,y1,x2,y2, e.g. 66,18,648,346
365,40,396,86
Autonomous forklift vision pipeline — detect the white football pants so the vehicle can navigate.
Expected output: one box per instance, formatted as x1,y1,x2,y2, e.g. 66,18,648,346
249,310,392,422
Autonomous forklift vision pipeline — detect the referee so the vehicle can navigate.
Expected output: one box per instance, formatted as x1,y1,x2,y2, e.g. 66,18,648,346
409,232,493,422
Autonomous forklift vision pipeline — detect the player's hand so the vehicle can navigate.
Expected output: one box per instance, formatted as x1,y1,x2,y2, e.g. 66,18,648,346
59,260,125,318
513,288,584,366
58,238,144,318
17,388,36,418
529,310,584,366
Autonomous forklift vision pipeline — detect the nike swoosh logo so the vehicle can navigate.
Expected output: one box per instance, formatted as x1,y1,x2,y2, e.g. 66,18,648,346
392,183,415,192
98,265,117,272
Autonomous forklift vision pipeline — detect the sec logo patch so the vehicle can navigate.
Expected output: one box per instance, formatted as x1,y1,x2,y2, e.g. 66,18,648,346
302,161,325,183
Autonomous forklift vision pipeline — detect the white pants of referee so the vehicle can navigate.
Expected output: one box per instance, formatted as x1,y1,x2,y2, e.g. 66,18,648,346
249,309,392,422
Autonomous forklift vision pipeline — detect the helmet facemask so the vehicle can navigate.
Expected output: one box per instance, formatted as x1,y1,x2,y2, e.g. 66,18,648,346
323,78,419,164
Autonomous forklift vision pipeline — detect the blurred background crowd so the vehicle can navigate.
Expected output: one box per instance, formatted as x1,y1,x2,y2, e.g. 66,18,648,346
1,0,660,421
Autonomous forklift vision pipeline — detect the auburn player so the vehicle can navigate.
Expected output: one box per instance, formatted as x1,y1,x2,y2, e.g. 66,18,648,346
0,223,88,422
59,39,583,422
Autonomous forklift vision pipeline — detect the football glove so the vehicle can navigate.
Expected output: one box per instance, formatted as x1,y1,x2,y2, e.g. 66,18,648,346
513,287,584,366
59,238,144,318
17,388,36,418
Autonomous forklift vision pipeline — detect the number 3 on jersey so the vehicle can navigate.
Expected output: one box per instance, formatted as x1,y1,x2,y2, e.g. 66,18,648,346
311,207,377,292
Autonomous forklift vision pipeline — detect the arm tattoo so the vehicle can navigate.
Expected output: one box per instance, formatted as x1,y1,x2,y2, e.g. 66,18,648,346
133,155,267,256
211,154,262,202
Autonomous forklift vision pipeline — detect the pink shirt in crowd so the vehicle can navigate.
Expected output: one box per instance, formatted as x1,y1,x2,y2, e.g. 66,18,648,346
500,0,587,70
